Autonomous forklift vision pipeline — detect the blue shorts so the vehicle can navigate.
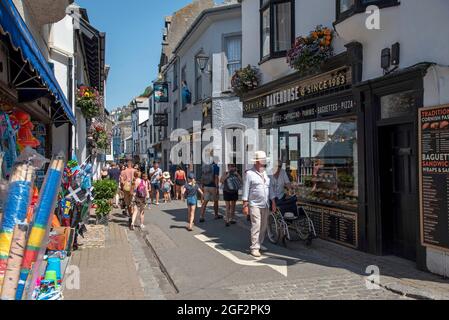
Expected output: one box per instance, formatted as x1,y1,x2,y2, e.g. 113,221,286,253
152,182,160,191
186,196,198,207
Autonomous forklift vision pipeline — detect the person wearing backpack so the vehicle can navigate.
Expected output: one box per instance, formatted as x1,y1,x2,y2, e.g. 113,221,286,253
220,164,242,227
120,161,136,221
200,160,223,222
149,161,163,205
131,170,149,231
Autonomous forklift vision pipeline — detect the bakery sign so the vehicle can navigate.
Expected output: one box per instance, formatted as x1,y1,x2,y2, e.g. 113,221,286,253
243,67,352,116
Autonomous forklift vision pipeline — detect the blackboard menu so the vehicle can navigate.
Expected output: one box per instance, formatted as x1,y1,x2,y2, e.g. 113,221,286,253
419,105,449,251
299,202,358,249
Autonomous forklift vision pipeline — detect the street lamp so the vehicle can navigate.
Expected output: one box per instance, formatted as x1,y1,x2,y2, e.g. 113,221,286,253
196,53,210,73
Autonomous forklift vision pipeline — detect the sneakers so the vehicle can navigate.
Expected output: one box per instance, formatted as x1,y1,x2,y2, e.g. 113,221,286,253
140,224,145,230
251,250,261,258
260,245,268,252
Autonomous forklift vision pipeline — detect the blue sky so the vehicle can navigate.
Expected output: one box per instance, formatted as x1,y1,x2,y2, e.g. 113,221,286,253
76,0,194,111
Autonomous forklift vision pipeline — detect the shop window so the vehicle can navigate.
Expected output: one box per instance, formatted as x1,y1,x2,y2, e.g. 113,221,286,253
380,90,415,120
260,0,294,62
336,0,400,23
275,116,358,211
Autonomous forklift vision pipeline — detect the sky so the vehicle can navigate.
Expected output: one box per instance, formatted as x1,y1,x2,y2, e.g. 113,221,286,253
76,0,194,111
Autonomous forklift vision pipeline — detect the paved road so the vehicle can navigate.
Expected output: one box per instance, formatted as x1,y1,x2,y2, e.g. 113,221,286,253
137,201,410,300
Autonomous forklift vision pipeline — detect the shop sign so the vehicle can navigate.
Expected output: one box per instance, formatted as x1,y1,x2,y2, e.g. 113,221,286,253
243,67,351,116
153,82,169,103
419,104,449,252
154,113,168,127
259,96,355,129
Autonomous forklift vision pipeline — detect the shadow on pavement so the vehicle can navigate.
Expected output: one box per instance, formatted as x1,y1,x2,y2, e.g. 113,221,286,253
158,205,449,298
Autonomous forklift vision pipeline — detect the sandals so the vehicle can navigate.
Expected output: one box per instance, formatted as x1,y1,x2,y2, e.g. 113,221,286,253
214,215,224,220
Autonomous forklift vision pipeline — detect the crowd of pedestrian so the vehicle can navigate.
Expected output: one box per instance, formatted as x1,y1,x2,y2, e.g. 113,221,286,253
103,150,291,258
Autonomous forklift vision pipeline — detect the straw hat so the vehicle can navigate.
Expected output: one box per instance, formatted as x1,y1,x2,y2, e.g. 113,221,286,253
163,172,171,179
251,151,269,163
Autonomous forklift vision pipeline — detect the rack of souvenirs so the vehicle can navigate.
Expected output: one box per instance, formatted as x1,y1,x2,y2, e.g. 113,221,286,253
0,109,94,300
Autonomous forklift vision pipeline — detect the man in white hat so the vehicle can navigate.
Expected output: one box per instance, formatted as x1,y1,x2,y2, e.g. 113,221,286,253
242,151,277,257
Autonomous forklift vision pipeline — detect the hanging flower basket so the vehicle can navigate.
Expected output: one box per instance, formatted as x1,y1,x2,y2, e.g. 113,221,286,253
287,25,334,76
76,86,102,119
231,65,260,97
88,122,111,150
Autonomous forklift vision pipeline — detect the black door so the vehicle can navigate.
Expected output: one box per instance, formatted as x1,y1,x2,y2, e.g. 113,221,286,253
379,124,417,261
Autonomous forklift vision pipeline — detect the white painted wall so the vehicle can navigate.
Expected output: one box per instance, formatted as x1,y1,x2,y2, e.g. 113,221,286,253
335,0,449,81
176,14,242,129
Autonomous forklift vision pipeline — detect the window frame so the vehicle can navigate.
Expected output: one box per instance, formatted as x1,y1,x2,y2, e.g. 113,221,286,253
173,58,179,92
335,0,400,24
181,65,188,110
259,0,295,63
194,52,204,104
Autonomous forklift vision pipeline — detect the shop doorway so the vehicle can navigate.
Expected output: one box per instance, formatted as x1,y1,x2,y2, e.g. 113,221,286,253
379,123,417,261
279,132,301,183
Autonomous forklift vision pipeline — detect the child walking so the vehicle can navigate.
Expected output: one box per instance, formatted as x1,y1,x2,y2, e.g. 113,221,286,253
161,172,174,203
182,173,203,232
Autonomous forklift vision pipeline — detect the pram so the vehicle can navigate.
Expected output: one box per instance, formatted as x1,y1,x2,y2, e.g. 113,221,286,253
267,195,317,247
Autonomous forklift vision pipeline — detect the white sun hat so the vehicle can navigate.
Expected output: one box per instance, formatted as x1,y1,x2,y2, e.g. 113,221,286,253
251,151,270,163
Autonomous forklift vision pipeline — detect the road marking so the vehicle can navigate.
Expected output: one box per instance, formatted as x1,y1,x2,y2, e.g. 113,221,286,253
195,234,289,277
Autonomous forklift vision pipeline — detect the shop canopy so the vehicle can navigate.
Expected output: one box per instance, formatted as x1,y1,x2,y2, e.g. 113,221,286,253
0,0,76,126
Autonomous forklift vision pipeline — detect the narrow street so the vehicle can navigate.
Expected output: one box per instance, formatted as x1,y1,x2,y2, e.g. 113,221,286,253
65,202,449,301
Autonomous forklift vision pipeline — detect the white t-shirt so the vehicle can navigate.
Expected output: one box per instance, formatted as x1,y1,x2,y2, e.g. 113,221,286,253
270,169,290,199
150,168,163,184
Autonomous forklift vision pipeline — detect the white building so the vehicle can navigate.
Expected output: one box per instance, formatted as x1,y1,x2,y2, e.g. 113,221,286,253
131,97,150,163
49,3,107,173
240,0,449,277
161,1,257,175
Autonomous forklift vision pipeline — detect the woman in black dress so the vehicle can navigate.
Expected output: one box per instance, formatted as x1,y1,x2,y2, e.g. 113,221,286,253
220,164,242,227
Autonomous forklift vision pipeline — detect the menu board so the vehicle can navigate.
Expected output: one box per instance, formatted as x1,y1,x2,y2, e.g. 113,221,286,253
299,202,358,249
419,105,449,251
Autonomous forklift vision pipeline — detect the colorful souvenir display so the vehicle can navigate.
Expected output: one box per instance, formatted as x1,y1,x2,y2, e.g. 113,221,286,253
9,111,40,152
0,163,35,288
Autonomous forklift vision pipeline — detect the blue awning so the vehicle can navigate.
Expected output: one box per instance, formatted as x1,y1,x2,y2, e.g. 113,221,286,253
0,0,76,126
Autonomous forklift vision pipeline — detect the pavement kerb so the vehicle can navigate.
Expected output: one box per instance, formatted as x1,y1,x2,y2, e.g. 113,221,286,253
139,229,180,294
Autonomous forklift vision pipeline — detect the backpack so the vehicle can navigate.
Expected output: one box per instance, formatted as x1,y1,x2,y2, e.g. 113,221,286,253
224,174,241,192
123,180,132,192
201,164,214,185
136,180,146,198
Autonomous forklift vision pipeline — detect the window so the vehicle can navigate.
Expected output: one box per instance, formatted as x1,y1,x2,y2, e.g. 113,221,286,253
380,90,415,120
224,35,242,79
150,125,153,144
181,65,188,109
260,0,294,62
273,116,358,211
173,59,179,91
173,100,178,129
336,0,400,22
195,54,203,103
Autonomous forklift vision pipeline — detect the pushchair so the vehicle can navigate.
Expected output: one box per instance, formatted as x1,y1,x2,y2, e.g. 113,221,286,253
267,195,317,247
